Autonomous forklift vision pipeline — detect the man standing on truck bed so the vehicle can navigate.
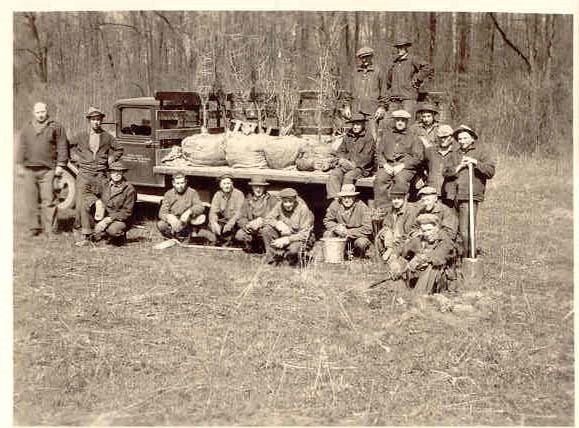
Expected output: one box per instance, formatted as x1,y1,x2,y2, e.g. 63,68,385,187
16,102,69,238
70,107,123,232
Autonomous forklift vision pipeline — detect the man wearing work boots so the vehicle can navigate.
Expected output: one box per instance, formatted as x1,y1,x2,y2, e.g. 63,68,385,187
408,186,458,241
157,172,206,241
261,188,314,266
424,124,457,205
373,110,423,211
322,184,373,259
342,46,387,141
394,213,455,294
326,113,375,199
235,176,277,252
75,161,136,246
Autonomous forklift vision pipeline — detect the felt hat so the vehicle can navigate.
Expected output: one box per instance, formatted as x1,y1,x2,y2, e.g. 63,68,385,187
108,161,129,171
415,102,439,115
336,184,360,197
418,186,438,197
248,176,270,186
452,125,479,140
346,112,369,123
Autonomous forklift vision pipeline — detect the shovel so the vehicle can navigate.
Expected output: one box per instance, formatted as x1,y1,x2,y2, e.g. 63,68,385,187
462,162,483,285
153,238,243,252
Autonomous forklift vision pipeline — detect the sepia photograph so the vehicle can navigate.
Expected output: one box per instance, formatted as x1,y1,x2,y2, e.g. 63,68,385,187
11,5,574,425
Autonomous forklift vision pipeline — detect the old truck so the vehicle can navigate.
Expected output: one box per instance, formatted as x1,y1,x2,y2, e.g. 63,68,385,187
56,90,378,219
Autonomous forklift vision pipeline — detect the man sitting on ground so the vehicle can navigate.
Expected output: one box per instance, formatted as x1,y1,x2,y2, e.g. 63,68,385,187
157,172,206,241
408,186,458,241
235,176,277,252
322,184,373,259
261,188,314,266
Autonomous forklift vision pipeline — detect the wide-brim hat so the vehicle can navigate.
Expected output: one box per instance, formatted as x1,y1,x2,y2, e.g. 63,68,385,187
248,176,270,186
390,110,412,120
452,125,479,140
356,46,375,58
336,184,360,197
108,161,129,171
393,37,412,47
346,112,368,123
415,102,439,115
85,106,106,119
278,188,298,199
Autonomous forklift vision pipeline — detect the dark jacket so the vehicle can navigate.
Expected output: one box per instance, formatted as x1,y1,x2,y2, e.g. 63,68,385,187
424,144,458,198
237,192,277,228
386,53,433,100
442,142,496,202
323,199,372,239
409,122,440,149
335,129,376,176
100,180,136,223
407,201,458,240
17,119,69,169
70,130,123,176
345,65,386,115
400,234,454,268
159,187,205,222
265,197,314,242
376,127,423,170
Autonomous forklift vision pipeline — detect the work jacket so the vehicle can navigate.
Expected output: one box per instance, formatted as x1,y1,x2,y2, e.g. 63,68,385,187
386,53,432,100
344,65,386,115
376,127,423,170
17,119,69,169
400,234,454,268
237,192,278,229
335,129,376,176
409,122,441,149
100,179,136,223
323,199,372,239
442,142,496,202
407,201,458,240
159,187,205,222
265,197,314,242
209,188,245,225
70,130,123,176
424,144,458,198
379,201,417,245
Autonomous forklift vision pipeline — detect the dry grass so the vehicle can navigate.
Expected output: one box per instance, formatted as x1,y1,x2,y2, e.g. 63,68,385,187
13,154,573,425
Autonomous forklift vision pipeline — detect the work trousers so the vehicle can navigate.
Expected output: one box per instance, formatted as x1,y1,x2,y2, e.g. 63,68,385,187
75,171,107,232
261,225,313,265
457,200,479,258
22,166,56,235
326,167,365,199
373,168,415,211
407,264,445,294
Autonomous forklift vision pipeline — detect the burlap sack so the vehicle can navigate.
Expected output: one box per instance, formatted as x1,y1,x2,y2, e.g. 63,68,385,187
182,133,227,166
225,134,268,168
263,136,305,169
295,140,337,172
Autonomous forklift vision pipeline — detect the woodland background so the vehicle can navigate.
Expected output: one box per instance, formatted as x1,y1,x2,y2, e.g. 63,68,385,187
13,11,573,155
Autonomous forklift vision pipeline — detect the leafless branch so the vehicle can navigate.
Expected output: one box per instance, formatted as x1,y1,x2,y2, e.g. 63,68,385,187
488,12,532,73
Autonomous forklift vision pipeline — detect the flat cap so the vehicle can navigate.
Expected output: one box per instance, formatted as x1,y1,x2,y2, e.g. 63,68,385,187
108,161,129,171
393,37,413,47
436,124,454,138
85,106,106,119
391,110,412,119
416,213,440,226
218,173,233,182
356,46,375,57
389,184,408,198
278,188,298,198
418,186,438,196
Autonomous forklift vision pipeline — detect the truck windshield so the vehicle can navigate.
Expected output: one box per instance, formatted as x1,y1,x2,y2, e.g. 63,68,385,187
120,107,152,136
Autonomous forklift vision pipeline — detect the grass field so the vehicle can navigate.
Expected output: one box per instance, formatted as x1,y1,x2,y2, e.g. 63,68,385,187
13,154,573,425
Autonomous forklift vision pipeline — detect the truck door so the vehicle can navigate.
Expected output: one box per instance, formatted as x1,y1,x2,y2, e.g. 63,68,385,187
116,105,165,187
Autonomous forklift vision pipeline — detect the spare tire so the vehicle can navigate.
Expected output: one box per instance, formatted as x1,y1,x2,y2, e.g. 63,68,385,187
53,169,76,211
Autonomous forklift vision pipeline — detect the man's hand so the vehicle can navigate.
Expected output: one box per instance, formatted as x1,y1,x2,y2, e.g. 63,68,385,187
392,164,405,175
54,165,64,176
246,217,263,232
374,107,386,120
94,216,113,234
167,214,183,232
334,224,348,238
180,209,192,224
209,221,221,236
382,163,394,175
342,106,352,120
338,158,355,171
272,236,290,248
223,221,235,234
462,156,478,166
275,220,291,236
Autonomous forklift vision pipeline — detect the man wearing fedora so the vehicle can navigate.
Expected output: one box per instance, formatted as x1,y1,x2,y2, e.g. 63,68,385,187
326,113,375,199
157,172,206,241
442,125,496,256
75,161,136,246
342,46,387,141
410,102,441,149
386,37,432,115
424,124,457,205
322,184,373,259
261,188,314,266
235,176,277,252
16,102,69,238
373,109,423,211
70,107,123,232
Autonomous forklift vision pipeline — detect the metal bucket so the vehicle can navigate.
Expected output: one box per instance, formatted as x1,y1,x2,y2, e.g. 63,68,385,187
321,237,347,263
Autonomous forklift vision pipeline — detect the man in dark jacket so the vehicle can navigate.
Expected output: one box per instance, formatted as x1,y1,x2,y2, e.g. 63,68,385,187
235,176,277,252
16,102,69,237
326,113,375,199
70,107,123,231
373,110,423,211
442,125,496,256
407,186,458,241
75,161,136,246
323,184,373,258
342,46,387,141
424,124,456,205
386,37,433,115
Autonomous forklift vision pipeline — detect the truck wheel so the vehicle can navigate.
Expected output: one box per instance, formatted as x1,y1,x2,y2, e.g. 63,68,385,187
54,169,76,211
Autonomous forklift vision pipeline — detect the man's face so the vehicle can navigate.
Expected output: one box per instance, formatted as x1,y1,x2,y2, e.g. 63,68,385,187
457,132,475,149
252,185,265,197
421,223,439,243
281,198,296,212
219,178,233,193
33,103,48,123
351,123,364,134
420,112,434,126
110,171,123,183
173,177,187,194
438,135,453,149
89,116,103,132
357,54,373,68
396,46,408,57
394,118,408,131
421,194,438,211
392,195,406,209
340,196,355,209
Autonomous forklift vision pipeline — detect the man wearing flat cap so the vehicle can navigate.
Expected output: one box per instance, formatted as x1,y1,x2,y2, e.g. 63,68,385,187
75,161,136,246
261,188,314,266
394,213,455,294
373,109,423,211
235,176,277,252
323,184,373,259
342,46,387,141
408,186,458,241
386,37,433,115
198,174,245,246
70,107,123,232
326,113,375,199
424,124,457,205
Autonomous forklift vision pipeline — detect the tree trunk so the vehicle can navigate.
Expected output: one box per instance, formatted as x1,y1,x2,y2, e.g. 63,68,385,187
429,12,436,64
24,12,48,83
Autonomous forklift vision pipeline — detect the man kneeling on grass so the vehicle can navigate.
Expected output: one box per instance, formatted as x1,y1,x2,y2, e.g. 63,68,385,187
322,184,373,259
261,188,314,266
75,161,136,246
157,172,206,241
390,213,454,294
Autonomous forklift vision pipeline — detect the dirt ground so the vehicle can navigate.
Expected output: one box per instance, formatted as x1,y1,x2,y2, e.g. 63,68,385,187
13,155,573,425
